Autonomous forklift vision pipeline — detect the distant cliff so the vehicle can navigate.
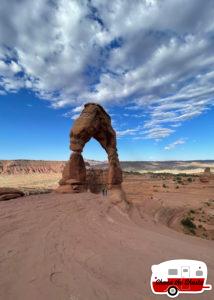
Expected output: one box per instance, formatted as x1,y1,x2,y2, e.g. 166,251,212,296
0,160,65,175
0,159,214,175
0,159,100,175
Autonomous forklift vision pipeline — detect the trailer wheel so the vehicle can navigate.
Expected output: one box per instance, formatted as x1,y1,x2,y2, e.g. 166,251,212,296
168,286,178,297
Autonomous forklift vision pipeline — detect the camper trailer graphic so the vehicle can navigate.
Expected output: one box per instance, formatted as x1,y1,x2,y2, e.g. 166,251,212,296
151,259,212,298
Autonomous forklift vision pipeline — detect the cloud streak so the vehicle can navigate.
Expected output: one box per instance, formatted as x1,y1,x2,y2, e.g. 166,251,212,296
164,138,186,150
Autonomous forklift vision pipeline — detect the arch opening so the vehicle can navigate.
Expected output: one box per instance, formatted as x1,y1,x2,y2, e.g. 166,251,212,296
83,138,108,194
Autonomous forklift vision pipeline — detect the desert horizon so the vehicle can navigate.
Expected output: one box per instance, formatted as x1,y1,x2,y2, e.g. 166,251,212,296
1,158,214,174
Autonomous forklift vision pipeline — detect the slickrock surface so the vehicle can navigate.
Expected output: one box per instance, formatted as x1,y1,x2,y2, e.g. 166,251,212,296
0,192,213,300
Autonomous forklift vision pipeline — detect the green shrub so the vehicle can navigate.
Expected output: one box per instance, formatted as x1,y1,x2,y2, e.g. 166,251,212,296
181,217,196,229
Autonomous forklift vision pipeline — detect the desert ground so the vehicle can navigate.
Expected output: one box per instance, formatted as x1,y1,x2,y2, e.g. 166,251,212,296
0,162,214,299
1,170,213,240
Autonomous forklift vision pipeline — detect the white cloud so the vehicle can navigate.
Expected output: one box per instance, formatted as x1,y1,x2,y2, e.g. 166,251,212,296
144,126,174,140
164,138,186,150
63,111,80,120
0,0,214,139
116,128,139,137
72,105,84,113
70,113,80,120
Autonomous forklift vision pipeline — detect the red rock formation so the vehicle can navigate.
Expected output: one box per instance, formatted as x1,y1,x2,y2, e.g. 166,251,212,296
56,103,122,193
0,160,65,175
0,187,24,201
200,167,213,183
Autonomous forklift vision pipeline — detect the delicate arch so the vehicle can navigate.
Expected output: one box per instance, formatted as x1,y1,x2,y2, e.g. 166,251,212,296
57,103,122,193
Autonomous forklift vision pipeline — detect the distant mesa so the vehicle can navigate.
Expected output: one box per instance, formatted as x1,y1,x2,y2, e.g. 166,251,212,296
1,160,214,176
0,160,65,175
56,103,123,193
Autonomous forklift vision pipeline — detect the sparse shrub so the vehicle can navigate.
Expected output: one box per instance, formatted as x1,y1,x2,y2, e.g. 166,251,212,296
163,183,167,188
190,209,195,214
181,217,196,229
176,185,179,189
187,177,193,183
176,176,182,183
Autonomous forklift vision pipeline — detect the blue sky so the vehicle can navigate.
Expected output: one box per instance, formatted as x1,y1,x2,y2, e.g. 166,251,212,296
0,0,214,161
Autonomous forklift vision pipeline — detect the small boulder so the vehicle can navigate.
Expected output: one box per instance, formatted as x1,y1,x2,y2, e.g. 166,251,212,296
0,187,24,201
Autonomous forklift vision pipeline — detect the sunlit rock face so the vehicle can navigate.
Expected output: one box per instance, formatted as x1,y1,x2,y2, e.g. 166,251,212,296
56,103,122,193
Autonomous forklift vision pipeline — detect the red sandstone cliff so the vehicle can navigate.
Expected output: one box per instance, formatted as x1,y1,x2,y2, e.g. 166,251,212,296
0,160,94,175
0,160,65,175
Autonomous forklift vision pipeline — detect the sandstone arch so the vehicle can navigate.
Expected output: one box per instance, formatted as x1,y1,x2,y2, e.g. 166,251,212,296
57,103,122,193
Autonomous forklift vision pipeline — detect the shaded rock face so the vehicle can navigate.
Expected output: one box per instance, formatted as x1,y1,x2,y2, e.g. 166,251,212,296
86,169,108,194
0,187,24,201
57,103,122,193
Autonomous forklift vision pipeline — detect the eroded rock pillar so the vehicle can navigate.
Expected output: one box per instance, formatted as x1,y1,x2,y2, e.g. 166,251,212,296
56,152,86,193
107,149,123,186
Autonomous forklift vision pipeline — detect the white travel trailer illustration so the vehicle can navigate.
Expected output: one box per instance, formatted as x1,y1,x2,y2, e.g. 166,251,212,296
151,259,212,298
